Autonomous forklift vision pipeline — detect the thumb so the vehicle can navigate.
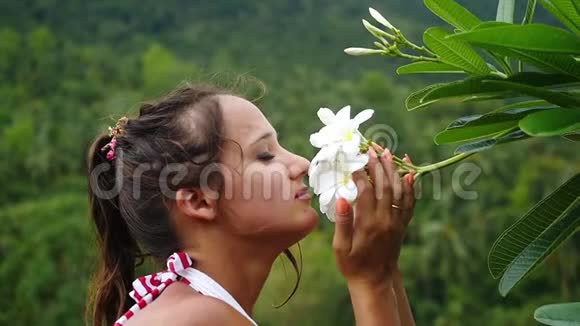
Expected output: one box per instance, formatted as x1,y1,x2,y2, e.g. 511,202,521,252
332,198,354,254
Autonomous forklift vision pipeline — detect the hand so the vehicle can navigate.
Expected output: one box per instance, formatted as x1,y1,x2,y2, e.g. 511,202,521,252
332,144,416,288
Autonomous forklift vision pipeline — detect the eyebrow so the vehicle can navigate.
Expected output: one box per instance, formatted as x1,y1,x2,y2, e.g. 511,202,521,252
250,131,277,146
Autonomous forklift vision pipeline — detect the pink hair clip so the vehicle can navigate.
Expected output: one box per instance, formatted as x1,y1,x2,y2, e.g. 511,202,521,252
101,116,128,161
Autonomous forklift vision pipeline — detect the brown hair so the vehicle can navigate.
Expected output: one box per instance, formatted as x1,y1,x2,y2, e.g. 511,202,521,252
85,84,301,326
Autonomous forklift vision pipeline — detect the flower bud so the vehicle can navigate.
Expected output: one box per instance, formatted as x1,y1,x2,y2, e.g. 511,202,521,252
344,47,383,56
362,19,392,39
369,7,395,30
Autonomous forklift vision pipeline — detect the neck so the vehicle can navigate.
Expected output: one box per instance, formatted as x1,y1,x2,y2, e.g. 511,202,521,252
184,235,280,315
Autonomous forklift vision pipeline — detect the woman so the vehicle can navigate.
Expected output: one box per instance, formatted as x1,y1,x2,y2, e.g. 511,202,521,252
87,84,416,326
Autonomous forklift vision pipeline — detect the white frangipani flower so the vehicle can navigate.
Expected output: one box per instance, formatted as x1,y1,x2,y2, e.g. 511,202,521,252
308,106,374,222
369,7,395,31
309,105,374,154
308,144,368,222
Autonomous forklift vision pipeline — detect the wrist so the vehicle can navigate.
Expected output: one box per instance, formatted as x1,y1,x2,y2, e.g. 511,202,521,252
347,276,394,295
347,277,399,326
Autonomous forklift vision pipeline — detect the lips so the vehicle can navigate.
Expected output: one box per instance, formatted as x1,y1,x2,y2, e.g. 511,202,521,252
294,186,312,200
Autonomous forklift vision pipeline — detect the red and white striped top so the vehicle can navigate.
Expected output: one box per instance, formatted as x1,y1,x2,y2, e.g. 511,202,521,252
114,252,258,326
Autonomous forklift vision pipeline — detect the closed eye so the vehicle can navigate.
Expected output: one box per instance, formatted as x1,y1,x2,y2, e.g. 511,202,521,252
257,151,275,161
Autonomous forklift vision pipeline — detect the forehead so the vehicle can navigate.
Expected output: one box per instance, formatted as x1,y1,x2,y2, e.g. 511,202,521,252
218,94,274,147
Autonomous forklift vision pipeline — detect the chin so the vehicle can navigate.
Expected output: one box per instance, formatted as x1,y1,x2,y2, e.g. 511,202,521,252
292,206,320,240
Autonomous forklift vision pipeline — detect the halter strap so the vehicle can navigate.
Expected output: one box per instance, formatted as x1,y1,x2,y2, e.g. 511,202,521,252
114,252,258,326
114,252,193,326
129,252,192,301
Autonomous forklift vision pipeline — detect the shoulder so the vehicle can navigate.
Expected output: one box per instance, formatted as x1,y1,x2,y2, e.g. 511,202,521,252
171,294,253,326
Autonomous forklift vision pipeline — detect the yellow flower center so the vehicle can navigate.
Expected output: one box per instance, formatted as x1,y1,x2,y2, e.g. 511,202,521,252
344,130,353,141
341,174,350,186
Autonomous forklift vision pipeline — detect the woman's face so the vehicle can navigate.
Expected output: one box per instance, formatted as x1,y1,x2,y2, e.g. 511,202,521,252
215,95,319,246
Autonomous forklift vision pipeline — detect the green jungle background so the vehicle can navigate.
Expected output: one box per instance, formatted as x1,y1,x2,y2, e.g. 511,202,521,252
0,1,578,325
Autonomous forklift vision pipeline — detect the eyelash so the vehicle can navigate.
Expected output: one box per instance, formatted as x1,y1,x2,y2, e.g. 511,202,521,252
257,151,275,161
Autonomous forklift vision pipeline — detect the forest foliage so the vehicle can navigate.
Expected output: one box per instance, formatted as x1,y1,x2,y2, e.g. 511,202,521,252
0,1,577,325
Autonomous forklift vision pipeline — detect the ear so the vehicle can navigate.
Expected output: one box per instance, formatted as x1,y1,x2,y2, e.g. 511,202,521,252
175,188,217,221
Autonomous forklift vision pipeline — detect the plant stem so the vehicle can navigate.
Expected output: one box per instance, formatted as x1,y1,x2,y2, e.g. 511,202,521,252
394,29,437,57
490,70,508,79
394,51,439,62
415,152,474,174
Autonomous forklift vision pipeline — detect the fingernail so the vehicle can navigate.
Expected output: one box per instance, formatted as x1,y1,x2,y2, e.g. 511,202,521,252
382,148,392,161
408,172,415,185
369,146,377,158
336,198,351,215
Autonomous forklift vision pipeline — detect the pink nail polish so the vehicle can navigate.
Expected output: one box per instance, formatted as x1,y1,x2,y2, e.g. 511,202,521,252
369,147,377,158
384,148,392,162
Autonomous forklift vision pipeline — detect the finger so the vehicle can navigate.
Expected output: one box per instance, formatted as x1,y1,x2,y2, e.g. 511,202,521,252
351,168,374,210
375,147,394,216
401,172,416,226
391,159,403,206
367,146,384,203
351,167,376,231
332,198,354,255
372,142,385,152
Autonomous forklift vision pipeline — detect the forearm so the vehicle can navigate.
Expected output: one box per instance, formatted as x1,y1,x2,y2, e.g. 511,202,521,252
347,279,401,326
392,269,415,326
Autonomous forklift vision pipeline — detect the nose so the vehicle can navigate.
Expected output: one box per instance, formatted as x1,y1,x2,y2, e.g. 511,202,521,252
289,153,310,180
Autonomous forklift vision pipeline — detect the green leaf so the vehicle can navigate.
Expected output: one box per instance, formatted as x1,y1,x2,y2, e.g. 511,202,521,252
563,132,580,141
396,61,465,74
551,0,580,32
423,27,491,75
435,108,544,144
498,197,580,296
496,0,515,23
407,73,579,110
454,130,529,154
421,73,578,106
483,80,580,108
462,93,514,102
405,83,445,110
424,0,482,31
538,0,580,34
447,108,547,129
480,46,580,79
422,77,502,103
487,173,580,279
435,121,517,144
535,302,580,326
449,24,580,54
519,108,580,136
494,100,552,113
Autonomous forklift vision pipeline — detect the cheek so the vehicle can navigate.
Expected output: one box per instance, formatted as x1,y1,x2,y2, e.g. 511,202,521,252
219,165,317,235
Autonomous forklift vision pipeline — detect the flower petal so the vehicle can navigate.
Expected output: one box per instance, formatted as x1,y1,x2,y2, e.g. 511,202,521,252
353,109,374,127
324,197,337,222
309,132,328,148
337,179,358,202
319,187,337,207
311,170,341,194
346,153,369,172
317,108,336,126
342,134,362,155
335,105,351,121
309,145,339,174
